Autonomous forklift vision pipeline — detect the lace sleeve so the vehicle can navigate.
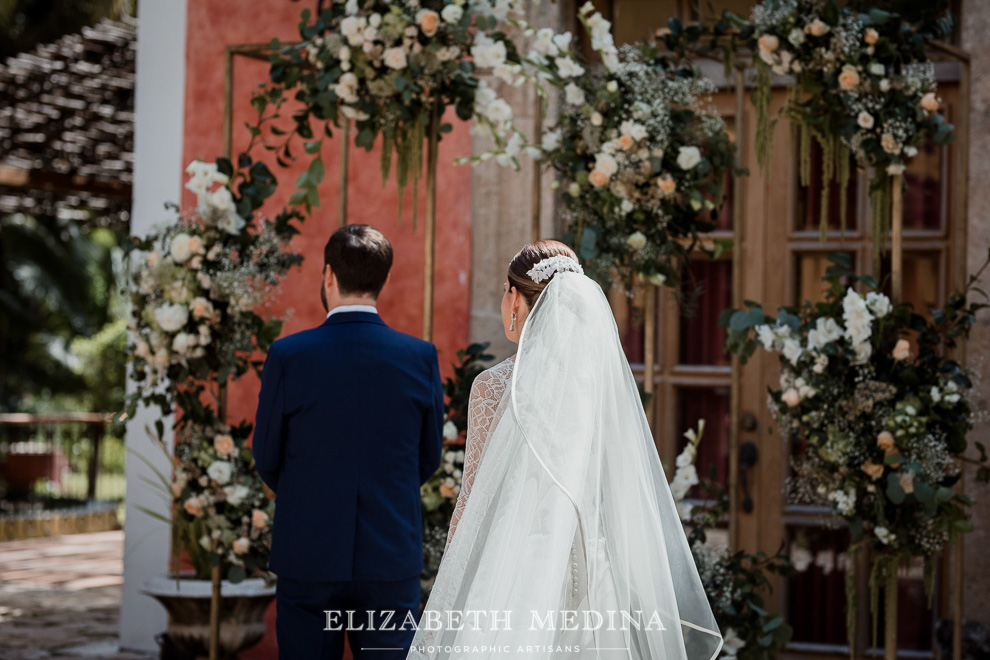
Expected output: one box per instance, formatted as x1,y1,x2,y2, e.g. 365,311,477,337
445,360,512,553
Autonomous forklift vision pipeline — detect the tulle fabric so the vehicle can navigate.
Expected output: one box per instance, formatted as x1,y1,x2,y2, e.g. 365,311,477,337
408,273,723,660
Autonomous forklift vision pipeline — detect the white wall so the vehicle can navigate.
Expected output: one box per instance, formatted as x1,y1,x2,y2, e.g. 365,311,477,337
119,0,188,652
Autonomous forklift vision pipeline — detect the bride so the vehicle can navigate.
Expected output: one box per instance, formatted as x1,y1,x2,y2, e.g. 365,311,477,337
408,241,723,660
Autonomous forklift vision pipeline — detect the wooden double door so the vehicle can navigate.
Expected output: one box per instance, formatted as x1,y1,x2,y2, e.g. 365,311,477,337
607,71,964,660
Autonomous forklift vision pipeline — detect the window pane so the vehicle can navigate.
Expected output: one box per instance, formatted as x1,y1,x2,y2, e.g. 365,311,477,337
796,138,859,233
786,526,851,646
903,139,944,231
675,387,730,494
679,259,732,366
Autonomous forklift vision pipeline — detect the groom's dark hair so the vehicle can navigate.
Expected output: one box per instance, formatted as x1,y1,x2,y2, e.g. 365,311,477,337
324,225,393,298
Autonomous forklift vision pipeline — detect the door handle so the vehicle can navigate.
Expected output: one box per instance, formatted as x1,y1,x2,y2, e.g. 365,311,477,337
739,441,758,513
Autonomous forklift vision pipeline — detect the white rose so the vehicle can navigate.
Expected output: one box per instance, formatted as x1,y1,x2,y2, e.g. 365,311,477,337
675,444,696,468
217,210,246,236
383,46,408,70
626,231,647,250
172,332,194,355
532,28,558,57
554,56,585,78
340,16,367,46
676,146,702,170
782,338,804,365
225,484,250,506
904,145,918,158
440,4,463,22
857,111,875,129
590,111,603,126
564,83,585,106
869,63,885,76
154,303,189,333
443,421,459,441
483,98,512,125
594,152,618,177
601,47,618,72
787,28,805,47
874,526,895,545
620,120,648,142
170,233,193,263
866,292,892,317
206,461,233,485
853,341,873,364
879,78,891,92
541,128,562,151
606,80,618,93
334,72,360,104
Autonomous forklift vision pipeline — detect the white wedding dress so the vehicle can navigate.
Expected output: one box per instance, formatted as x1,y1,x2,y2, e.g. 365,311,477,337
409,273,723,660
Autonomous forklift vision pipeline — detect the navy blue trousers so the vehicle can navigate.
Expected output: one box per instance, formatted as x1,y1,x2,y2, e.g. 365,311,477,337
276,576,421,660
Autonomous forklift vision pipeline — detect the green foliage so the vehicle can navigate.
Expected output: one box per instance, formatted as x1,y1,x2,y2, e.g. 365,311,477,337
0,215,127,412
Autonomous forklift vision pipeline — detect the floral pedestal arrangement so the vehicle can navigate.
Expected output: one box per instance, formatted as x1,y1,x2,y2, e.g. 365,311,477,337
142,575,275,660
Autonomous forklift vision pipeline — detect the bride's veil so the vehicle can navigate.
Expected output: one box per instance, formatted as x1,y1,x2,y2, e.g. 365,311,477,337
409,272,723,660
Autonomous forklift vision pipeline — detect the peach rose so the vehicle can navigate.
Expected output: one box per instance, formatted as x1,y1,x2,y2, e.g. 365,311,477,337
861,459,884,481
898,470,915,494
920,92,939,113
837,64,860,91
657,173,677,196
439,484,456,498
252,509,269,530
416,9,440,37
189,297,214,321
864,28,879,45
877,431,896,452
183,496,204,517
881,133,901,154
232,537,251,555
781,387,802,407
758,34,780,53
188,236,206,255
618,135,635,150
213,434,236,458
805,19,830,37
589,169,609,187
892,338,911,360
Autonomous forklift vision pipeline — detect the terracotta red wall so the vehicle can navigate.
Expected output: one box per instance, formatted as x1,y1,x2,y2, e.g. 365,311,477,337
182,2,473,656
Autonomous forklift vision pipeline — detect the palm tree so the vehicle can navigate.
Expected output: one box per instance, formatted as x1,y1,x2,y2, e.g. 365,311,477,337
0,213,125,412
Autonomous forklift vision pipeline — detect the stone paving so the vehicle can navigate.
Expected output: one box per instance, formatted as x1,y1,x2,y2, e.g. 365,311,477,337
0,531,155,660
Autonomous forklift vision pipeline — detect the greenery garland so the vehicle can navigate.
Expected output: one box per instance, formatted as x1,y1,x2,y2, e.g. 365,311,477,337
251,0,530,224
663,0,956,261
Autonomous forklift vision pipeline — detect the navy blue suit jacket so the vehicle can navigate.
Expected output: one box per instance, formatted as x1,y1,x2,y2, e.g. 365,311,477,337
252,311,444,582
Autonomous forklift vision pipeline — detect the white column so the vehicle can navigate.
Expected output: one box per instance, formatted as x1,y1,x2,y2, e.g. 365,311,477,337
119,0,188,652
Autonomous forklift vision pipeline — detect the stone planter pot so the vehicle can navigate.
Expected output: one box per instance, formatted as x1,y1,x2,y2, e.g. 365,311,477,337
142,575,276,659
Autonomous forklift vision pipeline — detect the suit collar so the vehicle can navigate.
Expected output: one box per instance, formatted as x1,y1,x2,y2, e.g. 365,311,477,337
321,311,386,327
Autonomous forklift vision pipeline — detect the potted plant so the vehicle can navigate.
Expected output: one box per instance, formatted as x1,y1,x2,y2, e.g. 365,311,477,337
140,419,277,659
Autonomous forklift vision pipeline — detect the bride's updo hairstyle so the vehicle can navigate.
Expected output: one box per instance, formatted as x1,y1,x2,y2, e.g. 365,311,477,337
507,240,580,309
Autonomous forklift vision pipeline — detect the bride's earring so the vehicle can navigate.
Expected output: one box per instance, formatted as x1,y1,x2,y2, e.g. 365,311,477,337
510,313,516,332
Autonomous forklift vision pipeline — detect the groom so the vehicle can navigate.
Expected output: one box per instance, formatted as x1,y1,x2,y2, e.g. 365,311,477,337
253,224,445,659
